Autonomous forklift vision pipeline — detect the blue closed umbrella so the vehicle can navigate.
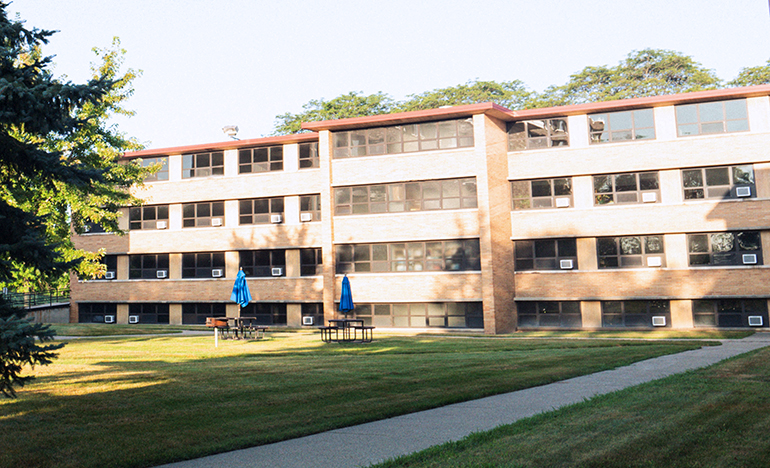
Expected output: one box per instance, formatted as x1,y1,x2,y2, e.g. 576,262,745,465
230,269,252,308
338,275,354,318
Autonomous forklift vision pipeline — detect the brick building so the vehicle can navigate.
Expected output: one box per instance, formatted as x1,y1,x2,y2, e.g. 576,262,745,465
71,84,770,332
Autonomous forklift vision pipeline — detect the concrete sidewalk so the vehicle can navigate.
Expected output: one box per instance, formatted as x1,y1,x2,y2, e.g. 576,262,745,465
157,334,770,468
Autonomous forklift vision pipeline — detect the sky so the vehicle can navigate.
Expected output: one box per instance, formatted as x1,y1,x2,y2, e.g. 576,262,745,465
7,0,770,150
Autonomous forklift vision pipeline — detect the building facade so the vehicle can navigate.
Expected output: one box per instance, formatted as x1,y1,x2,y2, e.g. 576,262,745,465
71,85,770,333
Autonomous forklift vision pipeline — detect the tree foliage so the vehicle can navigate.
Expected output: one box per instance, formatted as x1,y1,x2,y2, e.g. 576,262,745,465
395,79,534,112
728,59,770,87
0,4,148,396
272,91,394,135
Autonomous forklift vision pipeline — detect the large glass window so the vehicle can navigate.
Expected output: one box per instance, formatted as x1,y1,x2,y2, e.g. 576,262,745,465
334,178,477,215
139,156,169,182
597,236,666,268
602,300,671,328
682,165,755,200
333,119,474,158
78,303,117,323
349,302,483,328
300,248,323,276
687,231,763,266
182,253,226,278
300,194,321,222
507,118,569,150
95,255,118,280
336,239,481,273
517,301,582,328
182,152,224,178
239,146,283,173
182,303,226,324
239,250,286,277
240,303,287,325
239,197,284,225
593,172,660,205
129,205,169,230
128,304,169,324
511,178,572,210
183,202,225,228
299,142,319,169
693,299,768,328
588,109,655,144
514,239,577,271
129,254,170,279
676,99,748,136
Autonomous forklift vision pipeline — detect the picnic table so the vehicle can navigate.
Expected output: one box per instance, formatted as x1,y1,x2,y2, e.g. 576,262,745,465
205,316,268,340
319,318,374,343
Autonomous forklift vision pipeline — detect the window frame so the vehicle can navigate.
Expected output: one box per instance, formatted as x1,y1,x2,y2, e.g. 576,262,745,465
299,142,319,169
239,146,284,174
507,118,569,150
182,252,226,278
129,205,169,230
239,197,284,225
182,152,224,179
593,171,660,206
511,177,572,210
588,108,655,144
601,300,671,328
182,303,226,324
517,301,582,328
597,235,666,268
348,302,483,328
693,299,769,328
182,201,225,228
675,99,749,137
129,254,170,279
682,165,756,201
336,239,481,274
514,238,578,271
140,156,169,182
78,303,118,323
128,303,170,324
300,194,322,222
687,231,763,267
239,250,286,277
300,248,323,276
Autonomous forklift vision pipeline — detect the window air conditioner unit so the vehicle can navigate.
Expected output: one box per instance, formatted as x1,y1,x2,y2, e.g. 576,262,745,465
156,220,168,229
300,213,313,222
652,316,666,327
302,316,314,326
211,217,223,226
748,315,764,327
647,256,663,267
742,254,758,265
128,315,139,324
104,271,116,280
271,214,283,224
736,186,752,197
642,192,657,203
271,267,283,276
211,269,224,278
156,270,168,279
559,259,574,270
555,197,570,208
104,315,116,324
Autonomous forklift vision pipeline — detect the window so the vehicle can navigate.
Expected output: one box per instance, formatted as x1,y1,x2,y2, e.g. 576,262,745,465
239,146,283,173
693,299,768,328
129,254,169,279
597,236,666,268
299,142,319,169
182,252,226,278
349,302,483,328
301,303,324,326
241,303,287,325
507,118,569,150
687,231,763,266
182,303,226,324
511,178,572,210
183,202,225,227
334,178,477,215
128,303,169,324
182,152,224,178
333,118,474,158
517,301,582,328
300,248,323,276
676,99,748,136
514,239,577,271
139,156,169,182
602,300,671,328
336,239,481,273
300,194,321,222
682,165,755,200
239,250,286,277
83,221,107,234
97,255,118,280
594,172,659,205
129,205,169,230
78,303,117,323
588,109,655,144
239,197,284,224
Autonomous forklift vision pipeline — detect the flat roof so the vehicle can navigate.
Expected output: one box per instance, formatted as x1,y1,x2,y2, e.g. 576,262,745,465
123,132,319,159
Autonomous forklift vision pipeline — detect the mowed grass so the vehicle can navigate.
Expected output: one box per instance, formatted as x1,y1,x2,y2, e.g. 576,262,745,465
48,323,206,336
376,345,770,468
0,331,709,468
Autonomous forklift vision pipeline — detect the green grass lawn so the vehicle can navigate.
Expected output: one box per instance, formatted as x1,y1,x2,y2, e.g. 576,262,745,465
0,331,712,468
48,323,207,336
375,345,770,468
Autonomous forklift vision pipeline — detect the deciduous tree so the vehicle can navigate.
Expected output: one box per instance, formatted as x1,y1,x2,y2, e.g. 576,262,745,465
272,91,394,135
395,79,535,112
728,59,770,87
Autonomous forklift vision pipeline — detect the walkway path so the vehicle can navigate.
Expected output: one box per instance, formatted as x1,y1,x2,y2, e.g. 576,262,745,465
157,334,770,468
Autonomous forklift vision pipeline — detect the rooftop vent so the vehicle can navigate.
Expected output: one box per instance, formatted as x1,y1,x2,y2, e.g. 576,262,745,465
222,125,239,140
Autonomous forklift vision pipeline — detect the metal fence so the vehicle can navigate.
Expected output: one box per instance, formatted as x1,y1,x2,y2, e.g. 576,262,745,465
2,288,71,309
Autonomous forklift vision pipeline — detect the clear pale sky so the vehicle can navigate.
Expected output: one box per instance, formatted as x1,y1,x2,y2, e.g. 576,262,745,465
7,0,770,150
